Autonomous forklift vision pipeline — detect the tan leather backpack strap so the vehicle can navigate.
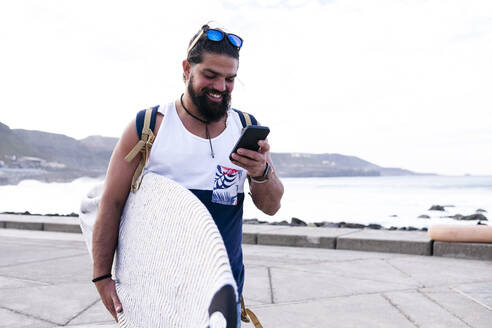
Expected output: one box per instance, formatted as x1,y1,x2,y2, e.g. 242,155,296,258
240,111,253,133
241,296,263,328
242,111,253,127
124,108,157,192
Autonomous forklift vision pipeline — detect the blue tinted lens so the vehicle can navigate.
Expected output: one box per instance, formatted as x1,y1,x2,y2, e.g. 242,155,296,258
206,29,224,41
228,34,243,48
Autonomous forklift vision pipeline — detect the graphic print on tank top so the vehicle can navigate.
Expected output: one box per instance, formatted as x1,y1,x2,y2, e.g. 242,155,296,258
212,165,243,206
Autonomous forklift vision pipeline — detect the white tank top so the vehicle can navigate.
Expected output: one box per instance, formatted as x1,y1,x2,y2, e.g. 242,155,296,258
144,101,248,204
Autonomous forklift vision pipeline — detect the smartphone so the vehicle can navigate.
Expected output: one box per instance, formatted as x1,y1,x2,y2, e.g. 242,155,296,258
229,125,270,160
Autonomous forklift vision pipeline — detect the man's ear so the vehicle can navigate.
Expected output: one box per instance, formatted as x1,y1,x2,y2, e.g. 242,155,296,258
182,60,191,82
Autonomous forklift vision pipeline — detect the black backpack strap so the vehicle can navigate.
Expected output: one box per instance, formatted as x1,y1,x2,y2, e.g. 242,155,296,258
232,108,258,128
136,105,159,138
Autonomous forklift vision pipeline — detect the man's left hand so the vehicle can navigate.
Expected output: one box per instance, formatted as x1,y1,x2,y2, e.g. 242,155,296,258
230,139,269,177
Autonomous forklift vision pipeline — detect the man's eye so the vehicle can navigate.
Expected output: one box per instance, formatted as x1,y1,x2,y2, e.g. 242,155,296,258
205,75,215,79
226,77,235,82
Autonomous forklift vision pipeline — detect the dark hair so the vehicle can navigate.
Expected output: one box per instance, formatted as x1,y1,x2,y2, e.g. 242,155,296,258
186,25,240,64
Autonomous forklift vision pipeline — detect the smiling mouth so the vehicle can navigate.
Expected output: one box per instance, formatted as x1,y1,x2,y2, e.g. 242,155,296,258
206,90,224,102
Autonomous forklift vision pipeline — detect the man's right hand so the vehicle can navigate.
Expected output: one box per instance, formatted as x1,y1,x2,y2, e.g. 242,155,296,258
94,278,123,322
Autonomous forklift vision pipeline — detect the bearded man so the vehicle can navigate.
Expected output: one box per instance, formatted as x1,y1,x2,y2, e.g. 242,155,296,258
91,24,284,327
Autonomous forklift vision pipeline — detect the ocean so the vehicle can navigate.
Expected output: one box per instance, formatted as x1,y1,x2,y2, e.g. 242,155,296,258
2,175,491,228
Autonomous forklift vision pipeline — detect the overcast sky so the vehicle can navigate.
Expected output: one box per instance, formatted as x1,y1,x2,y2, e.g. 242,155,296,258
1,0,491,176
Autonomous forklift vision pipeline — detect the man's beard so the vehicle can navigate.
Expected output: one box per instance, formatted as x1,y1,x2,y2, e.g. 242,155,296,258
187,76,231,123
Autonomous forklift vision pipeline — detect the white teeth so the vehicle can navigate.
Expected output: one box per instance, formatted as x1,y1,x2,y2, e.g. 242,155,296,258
208,92,221,98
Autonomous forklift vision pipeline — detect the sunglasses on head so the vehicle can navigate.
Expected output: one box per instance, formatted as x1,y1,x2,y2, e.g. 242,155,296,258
187,25,243,54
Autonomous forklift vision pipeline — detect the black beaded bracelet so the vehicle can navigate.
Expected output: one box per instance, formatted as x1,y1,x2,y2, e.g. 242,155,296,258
92,273,112,283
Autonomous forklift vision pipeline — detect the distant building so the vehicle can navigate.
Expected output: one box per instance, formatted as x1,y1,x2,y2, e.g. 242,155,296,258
18,157,44,169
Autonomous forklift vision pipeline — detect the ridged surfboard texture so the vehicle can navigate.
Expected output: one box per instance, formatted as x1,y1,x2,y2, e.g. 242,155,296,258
115,172,237,328
79,172,237,328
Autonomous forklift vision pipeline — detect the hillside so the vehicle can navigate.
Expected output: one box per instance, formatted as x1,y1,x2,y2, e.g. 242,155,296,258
271,153,416,177
0,122,424,185
0,123,113,184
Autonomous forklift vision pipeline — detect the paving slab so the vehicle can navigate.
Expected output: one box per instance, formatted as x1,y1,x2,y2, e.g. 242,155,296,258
0,282,100,326
0,252,92,285
243,243,403,267
383,290,470,327
337,229,432,255
242,266,272,306
454,282,492,310
421,286,492,327
246,294,417,328
293,257,419,289
0,238,86,268
385,256,492,287
1,229,491,328
265,265,413,303
434,241,492,261
0,308,55,328
0,275,50,289
64,300,114,326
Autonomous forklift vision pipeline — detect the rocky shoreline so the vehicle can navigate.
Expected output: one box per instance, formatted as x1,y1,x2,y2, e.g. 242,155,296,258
3,203,488,232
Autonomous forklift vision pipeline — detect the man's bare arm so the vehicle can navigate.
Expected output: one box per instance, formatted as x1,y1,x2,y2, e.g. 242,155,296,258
92,119,141,322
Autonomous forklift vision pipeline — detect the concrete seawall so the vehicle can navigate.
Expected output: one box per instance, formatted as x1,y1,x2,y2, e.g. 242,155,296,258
1,213,491,261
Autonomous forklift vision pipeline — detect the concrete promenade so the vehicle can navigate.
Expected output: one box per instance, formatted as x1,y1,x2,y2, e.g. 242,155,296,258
1,225,492,327
1,214,492,261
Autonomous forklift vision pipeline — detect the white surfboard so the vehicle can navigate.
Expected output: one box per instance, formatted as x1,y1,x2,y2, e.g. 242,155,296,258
80,172,238,328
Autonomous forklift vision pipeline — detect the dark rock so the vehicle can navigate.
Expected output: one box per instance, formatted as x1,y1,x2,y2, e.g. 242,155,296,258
340,222,366,229
429,205,445,211
398,227,407,231
407,226,418,231
367,224,382,230
244,218,260,224
442,214,464,220
389,226,398,230
320,222,340,228
270,220,290,226
291,217,307,226
459,214,487,221
420,227,428,231
23,211,31,215
418,215,430,219
477,221,487,225
68,212,79,217
476,209,487,213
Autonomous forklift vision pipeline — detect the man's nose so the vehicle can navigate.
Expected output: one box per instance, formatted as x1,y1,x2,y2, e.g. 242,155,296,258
212,79,226,92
